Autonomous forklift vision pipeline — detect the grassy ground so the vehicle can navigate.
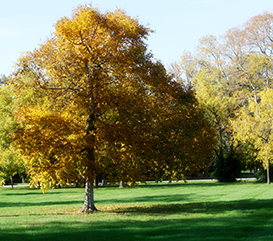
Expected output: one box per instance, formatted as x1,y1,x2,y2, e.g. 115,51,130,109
1,180,273,241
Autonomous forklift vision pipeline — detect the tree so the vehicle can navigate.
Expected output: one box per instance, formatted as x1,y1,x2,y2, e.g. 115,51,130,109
169,49,240,181
232,89,273,184
0,82,25,187
0,148,25,188
228,12,273,184
12,5,215,212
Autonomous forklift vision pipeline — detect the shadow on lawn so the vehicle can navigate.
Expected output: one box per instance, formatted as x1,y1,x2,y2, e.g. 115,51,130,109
2,191,67,196
107,198,273,215
98,193,199,204
0,200,83,208
1,189,82,196
1,199,273,241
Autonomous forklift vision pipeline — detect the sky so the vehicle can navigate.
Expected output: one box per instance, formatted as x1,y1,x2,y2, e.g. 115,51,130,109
1,0,273,76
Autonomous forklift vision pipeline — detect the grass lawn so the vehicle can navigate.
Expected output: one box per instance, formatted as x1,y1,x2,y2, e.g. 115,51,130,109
1,180,273,241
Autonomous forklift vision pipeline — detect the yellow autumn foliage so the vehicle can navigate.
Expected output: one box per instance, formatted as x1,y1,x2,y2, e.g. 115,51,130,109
232,89,273,169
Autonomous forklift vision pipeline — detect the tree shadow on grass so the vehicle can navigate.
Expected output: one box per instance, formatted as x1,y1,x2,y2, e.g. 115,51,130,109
107,198,273,216
2,191,64,196
0,193,196,208
0,200,83,208
1,189,82,196
2,200,273,241
97,193,197,204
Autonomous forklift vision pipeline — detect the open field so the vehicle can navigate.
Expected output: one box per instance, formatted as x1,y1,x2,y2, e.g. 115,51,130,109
1,180,273,241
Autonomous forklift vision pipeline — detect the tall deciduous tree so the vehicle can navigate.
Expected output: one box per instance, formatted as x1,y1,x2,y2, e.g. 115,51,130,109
12,5,215,212
170,49,238,181
0,83,25,187
232,89,273,184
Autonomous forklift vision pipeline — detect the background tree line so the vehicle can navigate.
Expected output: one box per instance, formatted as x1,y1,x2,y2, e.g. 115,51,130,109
170,11,273,184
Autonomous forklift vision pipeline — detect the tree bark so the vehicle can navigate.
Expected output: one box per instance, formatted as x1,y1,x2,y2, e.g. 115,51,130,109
267,159,271,185
81,114,98,213
219,127,224,162
10,176,14,189
264,142,270,185
119,180,124,188
82,180,98,213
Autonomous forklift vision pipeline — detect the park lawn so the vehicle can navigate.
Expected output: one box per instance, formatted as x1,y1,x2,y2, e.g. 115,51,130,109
1,181,273,240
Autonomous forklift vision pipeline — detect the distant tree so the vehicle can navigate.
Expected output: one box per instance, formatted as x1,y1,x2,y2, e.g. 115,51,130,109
0,82,25,188
233,89,273,184
169,50,239,181
0,148,25,188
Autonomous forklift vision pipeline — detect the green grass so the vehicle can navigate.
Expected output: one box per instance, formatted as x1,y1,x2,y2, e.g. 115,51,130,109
1,181,273,240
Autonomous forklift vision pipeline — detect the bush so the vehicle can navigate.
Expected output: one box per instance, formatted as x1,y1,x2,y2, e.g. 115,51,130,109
212,154,242,182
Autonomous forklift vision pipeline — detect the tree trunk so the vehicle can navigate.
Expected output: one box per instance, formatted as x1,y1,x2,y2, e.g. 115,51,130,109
119,180,123,188
264,142,270,185
267,159,270,185
10,176,14,189
94,178,99,188
219,127,224,162
82,180,98,213
81,114,98,213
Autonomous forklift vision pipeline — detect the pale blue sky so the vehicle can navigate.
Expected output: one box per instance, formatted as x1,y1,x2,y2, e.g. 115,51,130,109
1,0,273,76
